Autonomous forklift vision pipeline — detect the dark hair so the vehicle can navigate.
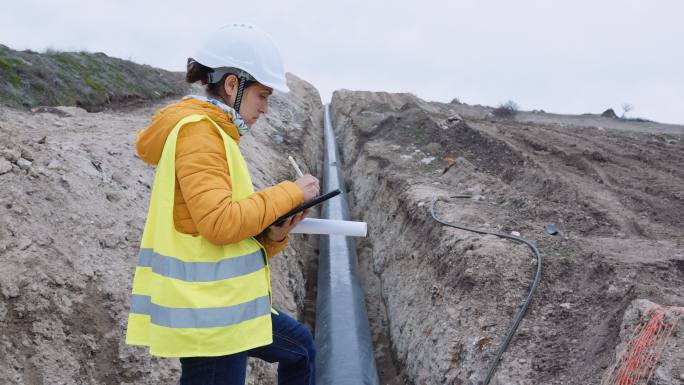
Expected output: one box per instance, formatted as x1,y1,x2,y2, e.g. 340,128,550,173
186,58,257,103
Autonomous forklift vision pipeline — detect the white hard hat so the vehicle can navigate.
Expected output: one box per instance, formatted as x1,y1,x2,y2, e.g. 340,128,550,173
193,23,289,93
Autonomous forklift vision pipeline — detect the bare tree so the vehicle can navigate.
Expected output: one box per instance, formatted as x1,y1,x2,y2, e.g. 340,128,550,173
621,103,633,119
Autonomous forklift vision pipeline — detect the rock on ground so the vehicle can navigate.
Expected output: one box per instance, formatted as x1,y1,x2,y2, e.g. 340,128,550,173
604,299,684,385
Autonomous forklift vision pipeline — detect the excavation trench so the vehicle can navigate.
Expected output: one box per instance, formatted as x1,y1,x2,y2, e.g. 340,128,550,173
1,72,682,384
323,96,544,385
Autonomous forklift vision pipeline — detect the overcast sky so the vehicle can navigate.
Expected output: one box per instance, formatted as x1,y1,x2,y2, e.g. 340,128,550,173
2,0,683,124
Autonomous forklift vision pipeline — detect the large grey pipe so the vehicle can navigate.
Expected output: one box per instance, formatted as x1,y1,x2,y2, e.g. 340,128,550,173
314,104,379,385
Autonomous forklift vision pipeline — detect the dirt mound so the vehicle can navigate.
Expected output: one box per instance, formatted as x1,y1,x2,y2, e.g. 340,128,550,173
0,44,188,112
331,90,684,384
0,73,323,384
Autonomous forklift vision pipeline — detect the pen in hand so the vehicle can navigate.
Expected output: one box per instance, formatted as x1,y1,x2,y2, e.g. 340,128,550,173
288,155,304,177
289,156,320,201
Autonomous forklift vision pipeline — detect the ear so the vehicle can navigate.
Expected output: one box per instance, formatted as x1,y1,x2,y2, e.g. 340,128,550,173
223,74,239,104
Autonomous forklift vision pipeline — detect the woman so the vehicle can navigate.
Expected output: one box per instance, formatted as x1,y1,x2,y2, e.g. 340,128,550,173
125,23,319,385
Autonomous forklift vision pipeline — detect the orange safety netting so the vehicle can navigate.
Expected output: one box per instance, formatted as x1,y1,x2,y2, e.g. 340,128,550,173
602,305,684,385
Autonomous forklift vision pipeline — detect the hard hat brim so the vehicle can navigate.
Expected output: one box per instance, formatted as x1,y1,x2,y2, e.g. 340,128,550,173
263,79,289,93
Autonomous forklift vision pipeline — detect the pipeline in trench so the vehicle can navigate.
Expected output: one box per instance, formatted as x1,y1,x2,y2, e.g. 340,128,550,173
313,104,380,384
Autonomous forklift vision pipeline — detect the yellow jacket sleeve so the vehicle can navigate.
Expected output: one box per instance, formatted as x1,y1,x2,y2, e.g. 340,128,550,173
175,120,304,248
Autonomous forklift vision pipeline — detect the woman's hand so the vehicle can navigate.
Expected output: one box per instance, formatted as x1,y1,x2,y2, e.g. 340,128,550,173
266,209,310,242
294,174,320,202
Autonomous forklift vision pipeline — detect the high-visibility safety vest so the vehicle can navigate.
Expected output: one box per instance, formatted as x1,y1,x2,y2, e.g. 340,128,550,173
125,114,274,357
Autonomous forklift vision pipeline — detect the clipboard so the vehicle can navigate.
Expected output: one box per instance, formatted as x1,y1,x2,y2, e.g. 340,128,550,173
272,189,341,226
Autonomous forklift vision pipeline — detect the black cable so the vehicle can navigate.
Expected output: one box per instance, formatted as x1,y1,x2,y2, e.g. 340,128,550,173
429,197,542,385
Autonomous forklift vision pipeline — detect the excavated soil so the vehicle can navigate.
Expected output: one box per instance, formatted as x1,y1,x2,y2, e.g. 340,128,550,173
0,74,323,384
331,90,684,385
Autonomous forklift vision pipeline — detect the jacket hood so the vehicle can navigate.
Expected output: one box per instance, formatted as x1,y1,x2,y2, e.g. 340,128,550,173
135,98,241,165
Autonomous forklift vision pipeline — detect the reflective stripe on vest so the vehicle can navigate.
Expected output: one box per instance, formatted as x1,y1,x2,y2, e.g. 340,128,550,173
137,248,265,282
125,114,273,358
130,294,271,328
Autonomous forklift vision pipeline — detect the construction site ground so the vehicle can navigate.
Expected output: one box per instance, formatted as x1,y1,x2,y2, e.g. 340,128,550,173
331,90,684,385
1,78,683,384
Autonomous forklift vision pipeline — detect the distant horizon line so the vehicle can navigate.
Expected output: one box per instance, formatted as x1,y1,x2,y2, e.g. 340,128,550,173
3,43,682,127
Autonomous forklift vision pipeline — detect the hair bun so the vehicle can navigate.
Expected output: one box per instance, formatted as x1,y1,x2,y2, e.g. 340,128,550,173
185,58,211,84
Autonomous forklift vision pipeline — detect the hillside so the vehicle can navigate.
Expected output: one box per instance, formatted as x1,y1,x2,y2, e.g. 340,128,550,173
0,45,187,111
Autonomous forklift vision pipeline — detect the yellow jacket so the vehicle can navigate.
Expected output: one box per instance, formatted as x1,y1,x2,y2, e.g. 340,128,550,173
135,98,303,257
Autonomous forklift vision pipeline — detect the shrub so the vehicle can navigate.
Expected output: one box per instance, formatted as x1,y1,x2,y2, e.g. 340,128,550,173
492,100,520,118
8,73,22,87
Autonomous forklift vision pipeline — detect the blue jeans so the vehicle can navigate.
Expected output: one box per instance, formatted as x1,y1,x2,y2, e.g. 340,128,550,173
179,309,316,385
